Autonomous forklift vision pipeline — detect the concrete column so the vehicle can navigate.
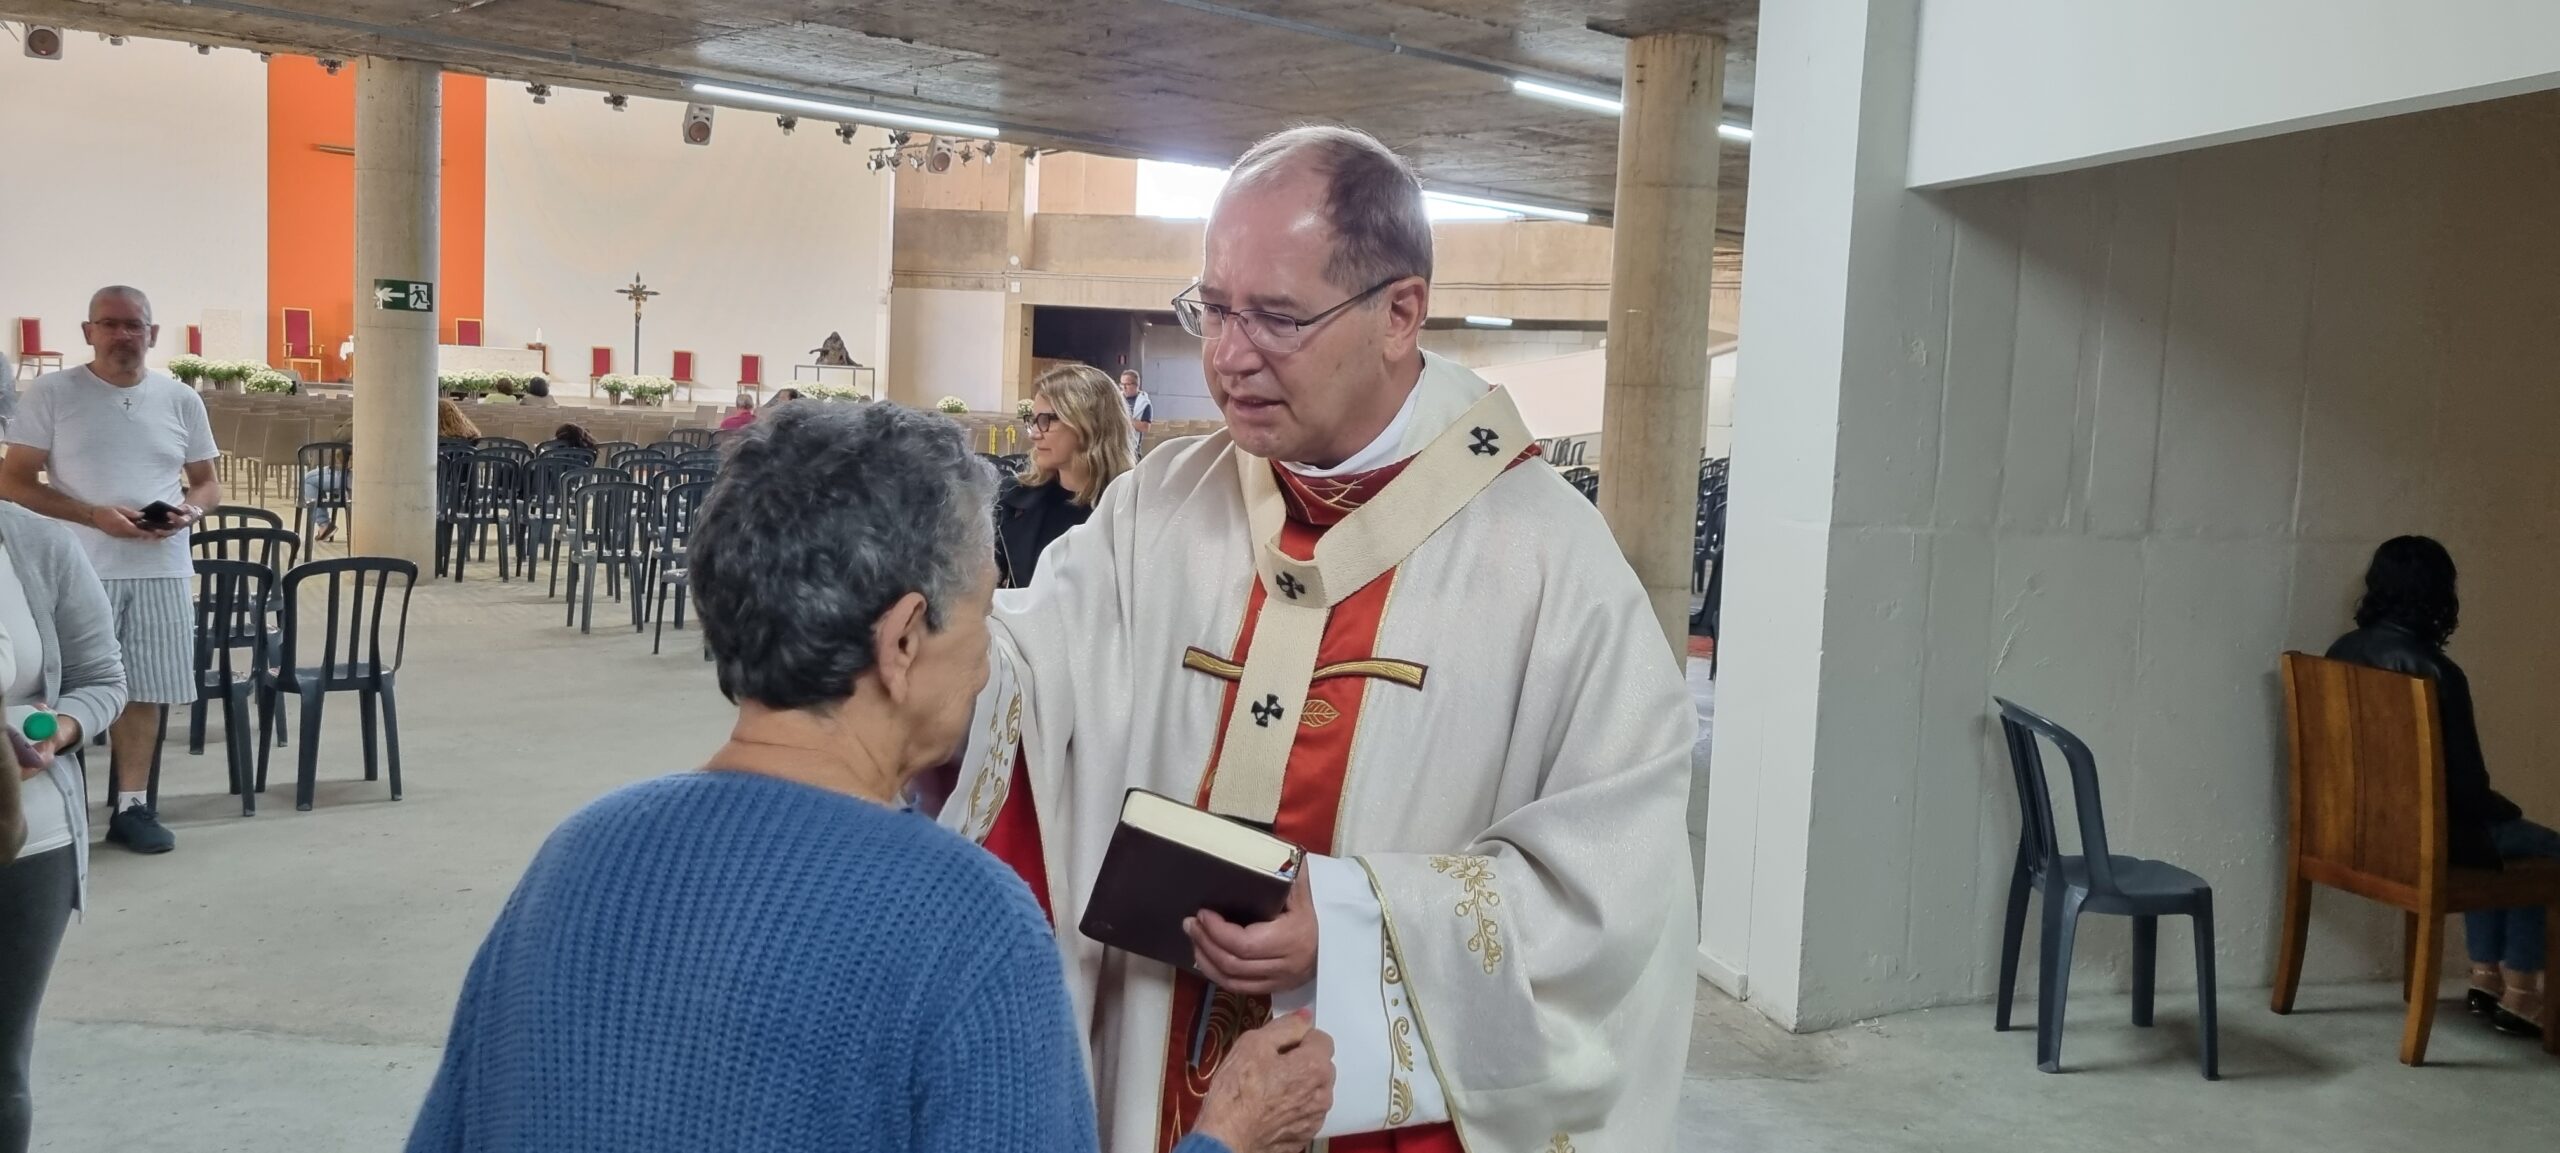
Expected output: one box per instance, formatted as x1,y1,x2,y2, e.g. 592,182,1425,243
351,58,440,565
999,146,1037,408
1598,33,1725,655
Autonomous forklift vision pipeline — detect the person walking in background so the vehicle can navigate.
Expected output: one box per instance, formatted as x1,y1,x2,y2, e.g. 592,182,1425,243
0,500,130,1153
998,365,1133,589
2328,535,2556,1039
0,286,218,856
1118,369,1152,459
405,402,1330,1153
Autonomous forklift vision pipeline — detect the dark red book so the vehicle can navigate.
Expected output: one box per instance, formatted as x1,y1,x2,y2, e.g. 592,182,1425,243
1078,789,1304,974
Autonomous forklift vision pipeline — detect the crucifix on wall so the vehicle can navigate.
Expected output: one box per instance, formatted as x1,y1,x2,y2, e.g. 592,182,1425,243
616,273,659,374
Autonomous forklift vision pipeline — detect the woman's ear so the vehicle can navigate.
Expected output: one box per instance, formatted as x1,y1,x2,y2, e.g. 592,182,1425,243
869,591,931,701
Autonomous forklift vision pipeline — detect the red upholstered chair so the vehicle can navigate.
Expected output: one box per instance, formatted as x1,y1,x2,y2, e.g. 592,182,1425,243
185,325,204,356
281,308,317,369
454,318,484,347
15,318,63,376
670,350,696,402
590,347,614,397
738,354,763,402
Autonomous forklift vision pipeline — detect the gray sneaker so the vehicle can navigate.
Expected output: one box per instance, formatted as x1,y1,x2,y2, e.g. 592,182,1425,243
106,805,176,854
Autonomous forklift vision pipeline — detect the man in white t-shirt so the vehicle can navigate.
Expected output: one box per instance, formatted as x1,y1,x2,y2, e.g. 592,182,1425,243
0,286,221,855
1118,369,1153,459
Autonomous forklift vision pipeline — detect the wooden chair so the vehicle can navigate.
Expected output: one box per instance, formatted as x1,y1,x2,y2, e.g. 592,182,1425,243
738,354,763,403
15,318,62,377
2273,651,2560,1062
671,350,696,403
281,307,317,362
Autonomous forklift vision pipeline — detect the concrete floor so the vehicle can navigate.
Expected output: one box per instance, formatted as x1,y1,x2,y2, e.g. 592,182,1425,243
24,572,2560,1150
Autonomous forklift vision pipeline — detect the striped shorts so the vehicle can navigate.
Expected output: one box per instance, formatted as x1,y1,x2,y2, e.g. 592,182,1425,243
102,577,194,705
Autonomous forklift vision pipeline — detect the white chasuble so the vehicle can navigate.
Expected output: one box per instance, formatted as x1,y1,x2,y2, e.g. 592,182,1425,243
940,354,1698,1153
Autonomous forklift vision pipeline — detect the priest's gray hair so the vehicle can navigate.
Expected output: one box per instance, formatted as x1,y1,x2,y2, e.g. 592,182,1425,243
1222,124,1434,294
689,401,995,710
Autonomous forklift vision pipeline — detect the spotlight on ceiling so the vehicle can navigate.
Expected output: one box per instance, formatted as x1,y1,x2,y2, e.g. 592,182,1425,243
257,52,273,63
320,58,343,75
685,82,998,140
864,153,886,173
836,123,860,145
193,43,213,55
525,82,551,105
980,140,1000,162
885,130,911,149
907,151,925,171
776,114,798,135
603,93,628,111
104,34,127,46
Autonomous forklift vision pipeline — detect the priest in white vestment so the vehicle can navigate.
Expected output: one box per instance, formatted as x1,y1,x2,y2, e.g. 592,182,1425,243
937,126,1697,1153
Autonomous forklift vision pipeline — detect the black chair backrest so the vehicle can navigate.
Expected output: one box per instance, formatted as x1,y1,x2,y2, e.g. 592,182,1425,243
670,428,718,448
191,558,275,678
296,442,353,497
438,437,476,456
675,448,723,471
1995,698,2123,894
456,453,527,516
277,557,415,690
657,481,712,552
192,527,301,574
192,558,275,677
568,481,650,556
203,504,285,535
525,455,591,513
594,441,641,467
538,445,598,468
673,465,720,488
474,436,531,453
1559,467,1599,502
620,452,675,487
644,439,690,459
479,442,535,465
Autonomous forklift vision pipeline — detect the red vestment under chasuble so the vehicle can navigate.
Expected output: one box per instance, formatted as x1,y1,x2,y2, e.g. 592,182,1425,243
944,354,1699,1153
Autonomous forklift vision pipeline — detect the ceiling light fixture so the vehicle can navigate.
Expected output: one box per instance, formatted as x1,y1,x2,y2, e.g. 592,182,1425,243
193,43,213,55
1511,78,1619,115
525,82,551,104
1463,315,1513,328
836,123,860,145
320,58,343,75
1719,122,1753,142
604,93,628,111
1421,190,1588,224
688,82,997,140
776,114,798,135
105,34,127,46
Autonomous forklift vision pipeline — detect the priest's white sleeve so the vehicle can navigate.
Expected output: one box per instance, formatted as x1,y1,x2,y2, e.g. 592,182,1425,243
1270,853,1448,1136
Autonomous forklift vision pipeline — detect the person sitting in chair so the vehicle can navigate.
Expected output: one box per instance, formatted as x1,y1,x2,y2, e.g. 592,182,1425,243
2328,535,2556,1039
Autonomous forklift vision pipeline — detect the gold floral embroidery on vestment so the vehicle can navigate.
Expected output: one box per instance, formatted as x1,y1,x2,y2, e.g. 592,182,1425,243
1428,854,1506,973
961,691,1020,841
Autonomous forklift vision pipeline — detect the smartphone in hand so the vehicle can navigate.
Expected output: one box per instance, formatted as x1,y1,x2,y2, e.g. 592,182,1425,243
138,501,180,529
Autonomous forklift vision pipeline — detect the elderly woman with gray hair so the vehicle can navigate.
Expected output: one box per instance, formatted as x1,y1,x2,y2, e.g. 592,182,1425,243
407,402,1331,1153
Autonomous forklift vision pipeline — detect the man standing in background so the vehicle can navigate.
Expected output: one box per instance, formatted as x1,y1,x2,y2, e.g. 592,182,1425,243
1119,369,1153,459
0,286,220,855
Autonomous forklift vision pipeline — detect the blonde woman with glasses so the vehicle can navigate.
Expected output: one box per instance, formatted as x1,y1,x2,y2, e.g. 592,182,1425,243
998,364,1133,588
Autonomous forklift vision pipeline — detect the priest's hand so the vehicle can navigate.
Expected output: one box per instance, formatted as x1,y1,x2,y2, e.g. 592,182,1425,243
1193,1010,1334,1153
1187,869,1317,994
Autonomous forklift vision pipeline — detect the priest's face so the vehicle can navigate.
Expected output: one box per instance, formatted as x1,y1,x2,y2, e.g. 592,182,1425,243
1199,171,1427,467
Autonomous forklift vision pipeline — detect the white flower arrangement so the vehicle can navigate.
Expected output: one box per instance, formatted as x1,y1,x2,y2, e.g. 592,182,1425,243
596,374,676,404
1015,399,1035,421
936,396,970,414
801,384,872,402
245,367,296,393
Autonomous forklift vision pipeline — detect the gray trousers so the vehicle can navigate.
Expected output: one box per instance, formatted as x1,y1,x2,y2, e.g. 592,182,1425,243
0,846,74,1153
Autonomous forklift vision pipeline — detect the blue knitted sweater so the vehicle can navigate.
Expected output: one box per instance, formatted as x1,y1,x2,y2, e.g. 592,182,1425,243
407,770,1228,1153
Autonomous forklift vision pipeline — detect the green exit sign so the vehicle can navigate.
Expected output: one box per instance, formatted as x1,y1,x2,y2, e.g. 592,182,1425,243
373,279,435,312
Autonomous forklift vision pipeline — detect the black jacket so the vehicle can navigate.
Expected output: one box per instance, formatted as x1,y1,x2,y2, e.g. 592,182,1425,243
2325,623,2524,869
995,478,1090,589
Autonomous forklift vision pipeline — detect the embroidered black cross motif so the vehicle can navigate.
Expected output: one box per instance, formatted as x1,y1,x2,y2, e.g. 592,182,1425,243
1468,427,1500,457
1250,694,1286,728
1275,572,1306,600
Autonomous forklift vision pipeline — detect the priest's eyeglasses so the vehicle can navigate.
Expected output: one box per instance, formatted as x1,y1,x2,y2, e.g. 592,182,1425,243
1170,276,1404,355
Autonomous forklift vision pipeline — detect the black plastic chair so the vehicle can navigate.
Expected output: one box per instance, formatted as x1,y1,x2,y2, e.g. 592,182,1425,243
546,467,626,598
618,451,675,490
649,481,712,652
518,455,592,582
190,559,273,815
562,481,650,634
472,436,531,454
674,448,723,472
1994,698,2219,1080
445,453,527,582
1559,467,1599,503
593,440,641,468
188,528,300,754
292,441,353,554
202,504,284,536
669,428,718,449
644,439,691,459
256,557,416,811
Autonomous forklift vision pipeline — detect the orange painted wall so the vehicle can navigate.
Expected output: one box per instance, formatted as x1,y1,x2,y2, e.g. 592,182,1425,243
266,59,484,379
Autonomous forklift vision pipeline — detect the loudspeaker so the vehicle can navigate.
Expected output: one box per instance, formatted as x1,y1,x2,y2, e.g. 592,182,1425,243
682,103,715,146
23,25,65,60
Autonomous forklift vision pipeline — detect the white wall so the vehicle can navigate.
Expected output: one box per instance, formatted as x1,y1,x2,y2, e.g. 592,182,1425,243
1418,326,1605,369
887,287,1005,412
485,92,890,399
1908,0,2560,188
1727,23,2560,1029
0,39,267,366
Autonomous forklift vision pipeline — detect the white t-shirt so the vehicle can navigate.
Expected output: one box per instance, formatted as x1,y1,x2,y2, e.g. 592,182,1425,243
8,366,219,579
0,548,68,859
